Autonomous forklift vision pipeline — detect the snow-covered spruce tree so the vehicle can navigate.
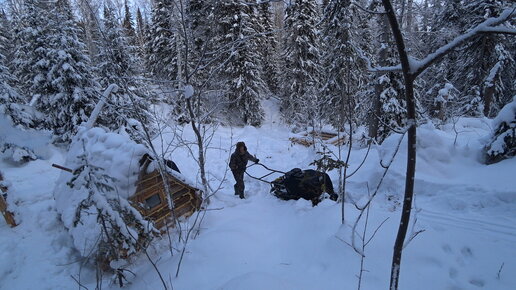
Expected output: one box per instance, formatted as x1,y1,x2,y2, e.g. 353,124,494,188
367,2,406,142
40,0,100,142
0,47,22,120
122,0,136,44
135,8,147,61
256,1,279,95
320,0,365,130
0,10,14,61
424,0,515,117
147,0,177,81
281,0,321,127
215,0,265,126
0,11,19,107
0,11,43,128
485,96,516,164
67,149,153,268
188,0,215,85
76,0,103,65
95,4,152,142
11,0,50,97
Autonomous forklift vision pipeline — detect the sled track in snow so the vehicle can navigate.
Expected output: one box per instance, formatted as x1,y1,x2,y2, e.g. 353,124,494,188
419,209,516,243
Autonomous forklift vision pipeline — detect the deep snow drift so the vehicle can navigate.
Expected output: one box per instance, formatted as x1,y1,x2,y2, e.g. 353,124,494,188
1,105,515,290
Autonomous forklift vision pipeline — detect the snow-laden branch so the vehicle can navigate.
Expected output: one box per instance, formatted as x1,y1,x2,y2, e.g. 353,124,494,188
410,7,516,77
353,43,403,73
368,8,516,75
84,84,119,129
478,25,516,35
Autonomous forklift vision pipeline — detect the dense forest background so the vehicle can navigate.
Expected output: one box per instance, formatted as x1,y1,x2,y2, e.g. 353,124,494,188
1,0,515,144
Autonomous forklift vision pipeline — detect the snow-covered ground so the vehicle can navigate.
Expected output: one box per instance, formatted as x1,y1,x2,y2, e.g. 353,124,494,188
1,102,515,290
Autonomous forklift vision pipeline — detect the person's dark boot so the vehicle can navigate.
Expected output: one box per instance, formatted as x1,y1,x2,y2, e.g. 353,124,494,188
239,193,245,199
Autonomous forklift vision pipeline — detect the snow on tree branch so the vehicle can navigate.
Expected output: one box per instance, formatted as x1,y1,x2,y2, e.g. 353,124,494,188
411,7,516,77
369,8,516,75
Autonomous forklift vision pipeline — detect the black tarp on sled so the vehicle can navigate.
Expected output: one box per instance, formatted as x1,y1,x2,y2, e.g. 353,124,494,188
270,168,338,206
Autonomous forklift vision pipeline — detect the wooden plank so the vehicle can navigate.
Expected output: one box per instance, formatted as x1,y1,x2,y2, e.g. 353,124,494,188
168,183,185,194
136,181,165,198
174,203,194,218
172,188,190,199
0,194,16,227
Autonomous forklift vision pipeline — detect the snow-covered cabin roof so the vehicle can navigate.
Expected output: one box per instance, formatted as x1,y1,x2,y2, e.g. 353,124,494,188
54,126,148,200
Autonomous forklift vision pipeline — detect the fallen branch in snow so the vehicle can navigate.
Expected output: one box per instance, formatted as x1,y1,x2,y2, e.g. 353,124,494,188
497,262,505,280
350,132,405,255
345,143,372,179
70,275,89,290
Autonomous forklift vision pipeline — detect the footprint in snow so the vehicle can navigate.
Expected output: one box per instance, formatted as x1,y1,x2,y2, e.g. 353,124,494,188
469,278,485,288
442,244,453,253
448,267,458,279
460,246,473,258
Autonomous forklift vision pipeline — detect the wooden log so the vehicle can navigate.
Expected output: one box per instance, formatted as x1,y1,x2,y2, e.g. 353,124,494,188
52,164,73,173
131,170,203,229
0,190,17,227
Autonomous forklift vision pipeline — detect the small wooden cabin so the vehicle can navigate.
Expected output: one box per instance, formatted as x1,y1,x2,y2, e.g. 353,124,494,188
53,156,203,230
129,156,202,229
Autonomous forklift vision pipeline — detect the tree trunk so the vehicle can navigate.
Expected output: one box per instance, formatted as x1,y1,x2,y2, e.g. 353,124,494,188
381,1,417,289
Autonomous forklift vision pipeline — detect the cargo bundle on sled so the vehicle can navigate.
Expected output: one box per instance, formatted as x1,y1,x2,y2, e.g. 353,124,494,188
246,164,338,206
270,168,338,206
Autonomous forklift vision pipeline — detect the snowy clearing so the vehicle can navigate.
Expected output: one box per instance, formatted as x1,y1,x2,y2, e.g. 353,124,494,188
1,111,515,290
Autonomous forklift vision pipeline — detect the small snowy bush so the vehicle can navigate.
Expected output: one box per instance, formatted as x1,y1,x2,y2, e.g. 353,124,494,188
54,126,154,269
484,96,516,164
67,150,153,266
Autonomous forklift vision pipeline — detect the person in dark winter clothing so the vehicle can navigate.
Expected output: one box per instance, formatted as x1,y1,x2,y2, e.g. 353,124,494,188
229,142,259,199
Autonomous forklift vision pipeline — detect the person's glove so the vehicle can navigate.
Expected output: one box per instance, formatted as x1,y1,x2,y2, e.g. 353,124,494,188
255,159,260,164
330,194,338,201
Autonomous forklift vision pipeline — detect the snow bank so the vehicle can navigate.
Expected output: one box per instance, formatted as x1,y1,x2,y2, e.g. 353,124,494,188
55,126,148,199
0,114,51,162
486,96,515,160
492,96,516,131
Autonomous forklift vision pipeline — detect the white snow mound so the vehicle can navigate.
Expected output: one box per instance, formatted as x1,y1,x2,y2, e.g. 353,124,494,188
53,126,148,254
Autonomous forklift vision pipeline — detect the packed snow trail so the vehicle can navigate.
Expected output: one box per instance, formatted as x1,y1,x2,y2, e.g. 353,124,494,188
1,109,515,289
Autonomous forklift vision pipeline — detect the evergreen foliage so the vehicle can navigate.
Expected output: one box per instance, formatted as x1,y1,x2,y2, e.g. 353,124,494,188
12,0,99,141
135,8,147,60
256,2,279,95
216,0,265,126
42,0,100,142
485,96,516,164
68,148,153,267
147,0,177,81
424,0,516,118
95,4,153,141
320,0,365,129
281,0,321,127
122,0,136,43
